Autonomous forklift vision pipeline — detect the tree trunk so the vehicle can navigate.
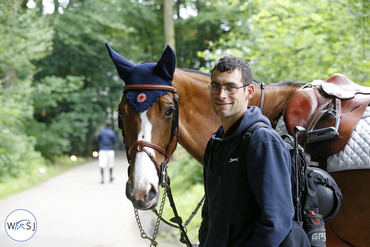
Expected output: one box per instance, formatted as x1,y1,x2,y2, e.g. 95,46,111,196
163,0,175,51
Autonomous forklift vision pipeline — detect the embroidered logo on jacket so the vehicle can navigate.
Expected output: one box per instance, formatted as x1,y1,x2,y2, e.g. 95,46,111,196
228,157,239,164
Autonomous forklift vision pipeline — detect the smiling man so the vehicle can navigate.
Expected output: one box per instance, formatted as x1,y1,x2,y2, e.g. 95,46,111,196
198,56,294,247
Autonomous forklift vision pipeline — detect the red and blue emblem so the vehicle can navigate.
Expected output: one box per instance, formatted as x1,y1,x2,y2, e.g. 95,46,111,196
137,93,147,103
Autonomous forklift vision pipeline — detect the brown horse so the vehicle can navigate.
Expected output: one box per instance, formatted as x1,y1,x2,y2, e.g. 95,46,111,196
118,68,370,247
118,68,304,207
118,67,306,205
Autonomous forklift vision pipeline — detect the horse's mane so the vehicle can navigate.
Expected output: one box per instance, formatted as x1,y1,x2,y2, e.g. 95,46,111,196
178,68,211,77
276,80,307,85
178,68,307,87
262,80,307,86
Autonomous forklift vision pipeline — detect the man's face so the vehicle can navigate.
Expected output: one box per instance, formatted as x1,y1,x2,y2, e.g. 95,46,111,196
210,69,253,125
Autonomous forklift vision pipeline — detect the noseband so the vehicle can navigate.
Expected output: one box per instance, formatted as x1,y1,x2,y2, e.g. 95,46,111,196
120,84,179,184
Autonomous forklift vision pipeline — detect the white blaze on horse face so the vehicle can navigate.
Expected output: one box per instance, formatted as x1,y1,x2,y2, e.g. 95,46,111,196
132,110,159,201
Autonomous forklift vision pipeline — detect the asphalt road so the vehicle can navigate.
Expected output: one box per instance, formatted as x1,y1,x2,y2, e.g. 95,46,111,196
0,153,154,247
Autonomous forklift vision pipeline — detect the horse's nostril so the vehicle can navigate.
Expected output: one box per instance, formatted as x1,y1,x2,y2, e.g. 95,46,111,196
125,182,134,200
145,184,158,203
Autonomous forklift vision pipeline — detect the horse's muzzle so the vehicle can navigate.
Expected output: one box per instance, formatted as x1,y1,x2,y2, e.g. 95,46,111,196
126,181,159,210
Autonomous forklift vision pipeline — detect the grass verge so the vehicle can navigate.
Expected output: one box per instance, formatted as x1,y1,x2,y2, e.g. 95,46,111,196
0,155,85,200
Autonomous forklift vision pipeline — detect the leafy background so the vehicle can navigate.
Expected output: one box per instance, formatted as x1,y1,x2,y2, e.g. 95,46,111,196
0,0,368,243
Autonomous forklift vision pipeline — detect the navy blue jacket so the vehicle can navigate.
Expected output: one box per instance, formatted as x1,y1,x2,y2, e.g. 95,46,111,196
199,106,294,247
97,127,117,151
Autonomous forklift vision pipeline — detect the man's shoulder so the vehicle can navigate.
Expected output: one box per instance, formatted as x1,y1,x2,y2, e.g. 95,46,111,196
240,121,271,139
243,122,285,147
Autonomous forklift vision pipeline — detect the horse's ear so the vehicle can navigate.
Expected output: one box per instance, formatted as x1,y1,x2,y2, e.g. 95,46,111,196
154,45,176,81
105,43,136,82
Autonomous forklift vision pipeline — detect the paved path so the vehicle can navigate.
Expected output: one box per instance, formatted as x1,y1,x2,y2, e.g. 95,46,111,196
0,153,153,247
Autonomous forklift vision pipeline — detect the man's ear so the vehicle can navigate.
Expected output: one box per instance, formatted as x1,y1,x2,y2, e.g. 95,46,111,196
246,84,255,99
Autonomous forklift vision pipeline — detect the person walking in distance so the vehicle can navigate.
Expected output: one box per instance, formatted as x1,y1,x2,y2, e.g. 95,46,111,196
97,120,117,184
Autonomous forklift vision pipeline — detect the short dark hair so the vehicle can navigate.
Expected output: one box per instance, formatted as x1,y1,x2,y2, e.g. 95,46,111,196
211,56,253,86
105,119,112,127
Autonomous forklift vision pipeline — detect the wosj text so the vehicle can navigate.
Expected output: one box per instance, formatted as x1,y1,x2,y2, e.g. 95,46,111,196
6,220,36,232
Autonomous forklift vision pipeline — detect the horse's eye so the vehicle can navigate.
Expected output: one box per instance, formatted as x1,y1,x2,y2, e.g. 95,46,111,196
165,107,175,118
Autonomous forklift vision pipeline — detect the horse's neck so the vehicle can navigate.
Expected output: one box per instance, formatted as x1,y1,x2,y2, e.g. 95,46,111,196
251,82,304,127
173,69,220,164
173,70,305,164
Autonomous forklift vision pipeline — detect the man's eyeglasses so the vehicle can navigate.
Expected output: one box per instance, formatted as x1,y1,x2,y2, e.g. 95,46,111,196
208,83,248,95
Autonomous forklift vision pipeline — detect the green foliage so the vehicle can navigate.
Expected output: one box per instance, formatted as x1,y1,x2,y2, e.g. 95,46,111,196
173,0,225,69
0,78,47,181
31,0,171,157
0,1,53,80
198,0,369,85
32,75,84,112
26,75,86,158
0,0,53,181
168,145,203,186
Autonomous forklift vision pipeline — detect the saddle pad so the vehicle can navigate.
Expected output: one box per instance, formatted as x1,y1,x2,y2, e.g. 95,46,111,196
275,115,289,136
327,106,370,172
276,107,370,172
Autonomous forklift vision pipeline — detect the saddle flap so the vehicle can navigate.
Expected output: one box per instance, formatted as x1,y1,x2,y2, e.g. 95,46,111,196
284,83,369,161
322,73,370,99
284,87,322,137
321,82,353,99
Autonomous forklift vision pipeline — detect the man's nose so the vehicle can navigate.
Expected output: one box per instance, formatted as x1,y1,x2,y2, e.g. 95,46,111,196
218,87,228,97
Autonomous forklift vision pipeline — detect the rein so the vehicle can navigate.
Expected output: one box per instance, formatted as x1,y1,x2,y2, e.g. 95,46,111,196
121,84,194,247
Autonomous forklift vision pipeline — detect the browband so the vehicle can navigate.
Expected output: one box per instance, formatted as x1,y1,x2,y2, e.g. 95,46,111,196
123,84,177,93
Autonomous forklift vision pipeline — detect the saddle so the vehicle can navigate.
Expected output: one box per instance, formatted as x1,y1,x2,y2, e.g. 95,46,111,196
284,73,370,164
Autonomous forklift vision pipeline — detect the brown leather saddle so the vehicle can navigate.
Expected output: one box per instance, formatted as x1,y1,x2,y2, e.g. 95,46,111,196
284,74,370,164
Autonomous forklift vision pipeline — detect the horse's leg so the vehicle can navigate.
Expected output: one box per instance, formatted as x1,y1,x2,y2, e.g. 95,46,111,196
327,169,370,247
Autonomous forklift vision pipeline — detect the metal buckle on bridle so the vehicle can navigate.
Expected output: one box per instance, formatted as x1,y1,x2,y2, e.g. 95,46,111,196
159,163,168,187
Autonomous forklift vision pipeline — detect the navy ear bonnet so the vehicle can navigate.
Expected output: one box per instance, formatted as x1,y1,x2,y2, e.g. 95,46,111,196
105,43,176,112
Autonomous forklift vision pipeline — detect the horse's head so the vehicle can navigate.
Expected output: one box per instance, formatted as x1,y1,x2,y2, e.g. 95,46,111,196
106,44,178,210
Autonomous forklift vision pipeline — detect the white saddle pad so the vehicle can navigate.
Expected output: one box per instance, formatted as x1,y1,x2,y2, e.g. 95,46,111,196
275,106,370,172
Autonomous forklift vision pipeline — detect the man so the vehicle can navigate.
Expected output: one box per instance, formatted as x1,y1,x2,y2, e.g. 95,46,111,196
198,56,294,246
97,119,117,184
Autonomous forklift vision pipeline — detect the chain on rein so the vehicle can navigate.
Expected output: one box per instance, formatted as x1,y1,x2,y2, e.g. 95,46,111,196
119,84,197,247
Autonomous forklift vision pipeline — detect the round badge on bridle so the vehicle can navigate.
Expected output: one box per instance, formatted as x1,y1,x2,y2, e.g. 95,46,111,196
137,93,147,103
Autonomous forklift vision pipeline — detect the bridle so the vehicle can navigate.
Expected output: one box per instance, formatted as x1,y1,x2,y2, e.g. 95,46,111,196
119,84,194,247
120,84,179,185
